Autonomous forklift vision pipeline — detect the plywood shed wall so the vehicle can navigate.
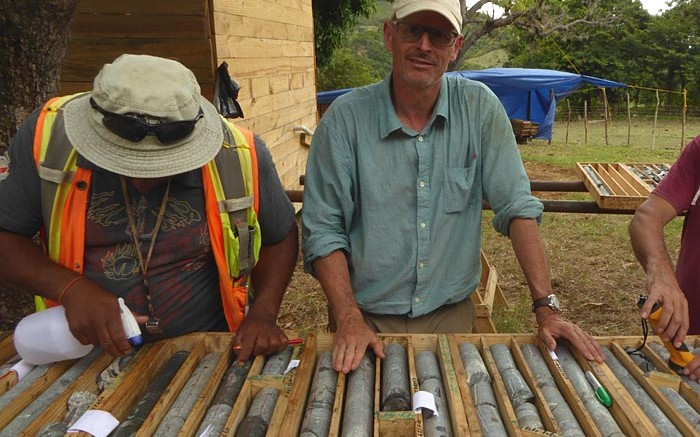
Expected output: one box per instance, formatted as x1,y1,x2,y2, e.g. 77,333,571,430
60,0,316,190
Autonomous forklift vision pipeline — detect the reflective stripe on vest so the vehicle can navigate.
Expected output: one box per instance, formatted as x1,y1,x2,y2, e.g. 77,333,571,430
33,95,260,331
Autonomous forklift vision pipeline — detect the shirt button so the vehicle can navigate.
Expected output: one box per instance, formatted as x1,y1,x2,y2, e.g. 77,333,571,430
420,222,426,229
415,297,421,303
418,136,424,142
419,262,424,268
419,181,425,188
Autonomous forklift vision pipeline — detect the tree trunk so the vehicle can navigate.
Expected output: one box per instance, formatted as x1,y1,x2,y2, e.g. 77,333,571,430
0,0,78,152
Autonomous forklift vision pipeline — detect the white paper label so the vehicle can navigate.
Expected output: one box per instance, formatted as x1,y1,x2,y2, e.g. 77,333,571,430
412,390,439,417
68,410,119,437
10,360,35,380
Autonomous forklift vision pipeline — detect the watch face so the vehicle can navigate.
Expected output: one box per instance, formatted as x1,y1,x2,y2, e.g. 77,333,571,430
549,294,560,310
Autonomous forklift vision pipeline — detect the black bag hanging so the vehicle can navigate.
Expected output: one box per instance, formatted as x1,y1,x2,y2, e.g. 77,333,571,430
213,61,244,119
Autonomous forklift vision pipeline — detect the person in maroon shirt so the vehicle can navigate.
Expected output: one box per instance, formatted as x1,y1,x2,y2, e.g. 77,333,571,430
630,135,700,380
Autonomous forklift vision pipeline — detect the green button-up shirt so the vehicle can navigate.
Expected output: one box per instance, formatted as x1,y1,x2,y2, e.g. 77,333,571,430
302,74,543,317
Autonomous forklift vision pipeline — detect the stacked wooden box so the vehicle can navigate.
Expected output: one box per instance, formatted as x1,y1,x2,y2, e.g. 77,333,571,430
2,332,700,436
510,119,540,144
577,162,671,210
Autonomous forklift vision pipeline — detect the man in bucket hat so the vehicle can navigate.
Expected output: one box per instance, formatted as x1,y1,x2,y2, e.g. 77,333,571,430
0,54,298,362
302,0,605,374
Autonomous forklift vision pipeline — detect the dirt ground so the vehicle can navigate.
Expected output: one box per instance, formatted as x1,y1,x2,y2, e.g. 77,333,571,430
0,161,669,339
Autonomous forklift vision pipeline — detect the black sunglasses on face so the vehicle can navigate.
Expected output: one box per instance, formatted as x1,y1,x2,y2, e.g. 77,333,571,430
391,21,459,47
90,98,204,144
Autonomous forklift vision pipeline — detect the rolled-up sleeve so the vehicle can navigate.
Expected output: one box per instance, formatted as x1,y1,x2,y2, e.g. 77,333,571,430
301,110,355,275
477,90,544,236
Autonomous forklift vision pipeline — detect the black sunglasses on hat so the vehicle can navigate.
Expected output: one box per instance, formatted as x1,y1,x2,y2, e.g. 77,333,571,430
90,97,204,144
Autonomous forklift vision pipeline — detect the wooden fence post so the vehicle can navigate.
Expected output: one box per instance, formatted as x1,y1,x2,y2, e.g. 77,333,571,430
584,100,588,144
681,88,687,151
652,89,659,150
566,100,571,145
602,88,609,146
626,91,631,147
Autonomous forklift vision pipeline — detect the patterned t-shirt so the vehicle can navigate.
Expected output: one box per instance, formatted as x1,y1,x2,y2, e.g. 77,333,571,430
0,108,296,340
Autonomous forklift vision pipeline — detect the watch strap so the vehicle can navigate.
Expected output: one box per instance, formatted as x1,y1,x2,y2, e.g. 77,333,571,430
532,294,560,312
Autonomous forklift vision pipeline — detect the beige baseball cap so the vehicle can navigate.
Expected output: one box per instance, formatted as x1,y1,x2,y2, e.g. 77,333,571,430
392,0,462,33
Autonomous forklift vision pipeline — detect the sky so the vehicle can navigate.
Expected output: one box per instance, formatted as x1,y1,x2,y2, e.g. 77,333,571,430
639,0,671,15
468,1,671,18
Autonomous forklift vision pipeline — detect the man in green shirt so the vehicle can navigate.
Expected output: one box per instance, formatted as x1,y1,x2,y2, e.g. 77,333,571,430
302,0,605,373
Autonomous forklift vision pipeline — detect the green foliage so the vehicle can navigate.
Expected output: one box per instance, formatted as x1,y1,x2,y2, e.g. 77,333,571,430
313,0,378,69
504,0,700,109
316,1,392,90
317,48,382,91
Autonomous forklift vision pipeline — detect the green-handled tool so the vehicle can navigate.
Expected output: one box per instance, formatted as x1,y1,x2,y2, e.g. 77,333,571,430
585,370,612,408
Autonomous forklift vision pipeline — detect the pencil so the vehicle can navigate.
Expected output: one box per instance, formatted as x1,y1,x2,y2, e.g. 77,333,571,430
232,337,303,351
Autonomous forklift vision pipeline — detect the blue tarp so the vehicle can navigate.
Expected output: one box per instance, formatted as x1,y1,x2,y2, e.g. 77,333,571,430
316,68,628,140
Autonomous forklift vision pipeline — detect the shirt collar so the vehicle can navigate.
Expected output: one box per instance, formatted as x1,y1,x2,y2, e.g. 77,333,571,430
378,74,450,139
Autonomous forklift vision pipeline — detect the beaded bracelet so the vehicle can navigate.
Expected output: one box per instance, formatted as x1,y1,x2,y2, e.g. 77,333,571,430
57,276,86,305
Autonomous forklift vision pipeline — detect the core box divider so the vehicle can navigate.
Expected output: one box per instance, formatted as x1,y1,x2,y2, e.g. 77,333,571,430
535,340,603,437
376,335,416,437
569,338,654,437
19,350,118,436
510,337,560,435
606,339,699,436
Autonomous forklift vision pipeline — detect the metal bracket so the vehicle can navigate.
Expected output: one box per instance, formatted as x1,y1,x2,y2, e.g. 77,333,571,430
293,125,314,147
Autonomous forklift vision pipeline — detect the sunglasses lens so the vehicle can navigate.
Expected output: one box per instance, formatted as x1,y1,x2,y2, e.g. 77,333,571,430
153,120,198,143
91,98,203,144
101,116,149,142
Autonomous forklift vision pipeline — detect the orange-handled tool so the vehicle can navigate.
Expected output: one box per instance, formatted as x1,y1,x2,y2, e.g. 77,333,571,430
637,296,694,373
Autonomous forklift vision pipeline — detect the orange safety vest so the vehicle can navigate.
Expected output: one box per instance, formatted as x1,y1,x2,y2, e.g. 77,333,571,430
32,93,261,332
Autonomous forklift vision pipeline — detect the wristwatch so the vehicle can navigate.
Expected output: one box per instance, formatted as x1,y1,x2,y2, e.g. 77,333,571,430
532,294,561,313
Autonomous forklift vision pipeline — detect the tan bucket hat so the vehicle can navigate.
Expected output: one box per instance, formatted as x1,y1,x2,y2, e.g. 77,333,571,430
63,54,224,178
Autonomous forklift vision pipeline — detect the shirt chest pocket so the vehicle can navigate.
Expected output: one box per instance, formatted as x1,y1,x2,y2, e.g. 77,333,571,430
444,165,477,213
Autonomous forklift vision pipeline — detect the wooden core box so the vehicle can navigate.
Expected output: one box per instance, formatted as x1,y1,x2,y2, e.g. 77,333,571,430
2,332,700,436
576,162,670,210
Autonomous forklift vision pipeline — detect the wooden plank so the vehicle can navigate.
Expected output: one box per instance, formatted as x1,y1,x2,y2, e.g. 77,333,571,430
328,372,346,437
217,56,314,79
605,164,645,196
72,337,188,437
405,336,425,437
510,338,561,434
277,333,317,437
213,0,312,26
77,0,206,15
437,335,470,437
570,341,656,437
0,332,15,365
616,163,652,194
446,335,483,436
0,359,75,429
576,162,649,210
216,35,314,59
62,38,215,84
596,165,629,196
221,378,253,435
538,342,602,436
132,340,208,436
377,411,416,437
213,13,314,41
177,336,234,437
19,352,115,436
267,393,290,437
477,337,523,436
606,343,695,435
72,13,208,39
